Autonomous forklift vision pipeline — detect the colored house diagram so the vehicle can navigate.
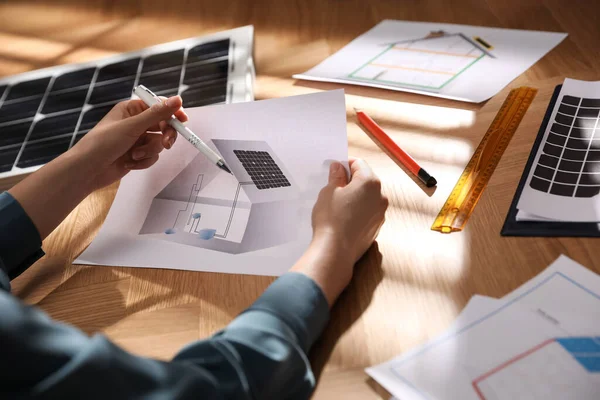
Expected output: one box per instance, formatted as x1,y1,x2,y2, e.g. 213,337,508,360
348,32,493,91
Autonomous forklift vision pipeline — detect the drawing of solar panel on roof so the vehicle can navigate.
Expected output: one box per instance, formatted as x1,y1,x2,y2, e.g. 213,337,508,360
347,31,493,91
139,139,300,254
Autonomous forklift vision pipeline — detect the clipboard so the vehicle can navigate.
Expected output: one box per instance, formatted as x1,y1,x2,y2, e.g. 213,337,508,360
501,84,600,237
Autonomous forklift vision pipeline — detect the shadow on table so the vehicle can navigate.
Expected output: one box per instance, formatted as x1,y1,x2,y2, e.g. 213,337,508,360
309,241,384,381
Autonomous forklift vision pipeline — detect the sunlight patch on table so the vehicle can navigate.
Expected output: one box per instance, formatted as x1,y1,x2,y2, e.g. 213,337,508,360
346,93,475,130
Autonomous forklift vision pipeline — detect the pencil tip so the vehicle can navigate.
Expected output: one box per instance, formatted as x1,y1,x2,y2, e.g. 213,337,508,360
353,107,362,113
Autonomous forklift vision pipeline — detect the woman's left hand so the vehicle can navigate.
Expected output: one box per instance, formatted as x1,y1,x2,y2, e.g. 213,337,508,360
72,95,188,190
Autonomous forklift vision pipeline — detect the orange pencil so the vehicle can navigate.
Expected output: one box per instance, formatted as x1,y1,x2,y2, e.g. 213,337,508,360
355,109,437,187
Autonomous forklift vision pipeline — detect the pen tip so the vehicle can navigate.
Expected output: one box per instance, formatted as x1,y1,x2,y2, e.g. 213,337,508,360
219,163,233,175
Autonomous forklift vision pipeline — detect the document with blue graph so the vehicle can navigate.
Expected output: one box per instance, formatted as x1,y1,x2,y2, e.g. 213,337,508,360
367,255,600,400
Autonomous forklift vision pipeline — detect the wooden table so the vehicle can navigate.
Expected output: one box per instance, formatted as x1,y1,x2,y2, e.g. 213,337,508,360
3,1,600,398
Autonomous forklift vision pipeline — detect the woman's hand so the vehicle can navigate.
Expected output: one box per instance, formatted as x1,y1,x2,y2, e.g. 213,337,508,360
291,157,388,306
72,96,188,190
312,158,388,264
9,96,188,239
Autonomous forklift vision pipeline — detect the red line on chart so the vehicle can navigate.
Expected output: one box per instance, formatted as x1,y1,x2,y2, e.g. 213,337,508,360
471,338,556,400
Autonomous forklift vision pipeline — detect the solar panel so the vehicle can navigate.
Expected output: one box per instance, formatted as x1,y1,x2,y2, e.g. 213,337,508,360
233,149,291,190
529,94,600,198
0,26,254,178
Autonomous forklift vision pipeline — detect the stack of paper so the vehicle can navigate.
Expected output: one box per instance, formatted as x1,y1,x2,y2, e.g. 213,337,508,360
367,255,600,399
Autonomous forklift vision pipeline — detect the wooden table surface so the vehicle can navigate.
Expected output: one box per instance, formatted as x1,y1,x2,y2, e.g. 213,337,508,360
3,1,600,398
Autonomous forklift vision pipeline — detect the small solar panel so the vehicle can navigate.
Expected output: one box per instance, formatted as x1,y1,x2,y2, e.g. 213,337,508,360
233,150,291,190
0,26,254,179
529,94,600,198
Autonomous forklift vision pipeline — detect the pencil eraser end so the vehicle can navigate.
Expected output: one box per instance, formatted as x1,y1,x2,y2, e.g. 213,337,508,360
426,176,437,187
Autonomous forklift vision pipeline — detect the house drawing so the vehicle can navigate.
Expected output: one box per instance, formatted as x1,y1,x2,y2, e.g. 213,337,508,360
139,139,301,254
348,31,494,91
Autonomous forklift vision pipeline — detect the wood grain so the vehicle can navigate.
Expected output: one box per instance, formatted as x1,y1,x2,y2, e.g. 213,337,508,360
2,1,599,398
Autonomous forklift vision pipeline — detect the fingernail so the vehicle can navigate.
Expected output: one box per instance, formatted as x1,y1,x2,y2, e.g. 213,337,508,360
169,137,175,148
166,96,180,108
132,150,145,160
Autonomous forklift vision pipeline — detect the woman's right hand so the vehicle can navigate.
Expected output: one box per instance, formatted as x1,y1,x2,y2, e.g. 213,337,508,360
291,157,387,306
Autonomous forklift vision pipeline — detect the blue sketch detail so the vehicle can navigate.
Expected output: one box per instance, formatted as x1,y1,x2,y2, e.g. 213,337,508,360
164,228,176,234
192,213,202,219
198,229,216,240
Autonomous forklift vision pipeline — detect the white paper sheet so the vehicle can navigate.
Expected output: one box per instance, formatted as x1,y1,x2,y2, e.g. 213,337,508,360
385,296,501,400
517,79,600,222
75,90,348,276
293,20,566,103
515,210,556,222
366,255,600,400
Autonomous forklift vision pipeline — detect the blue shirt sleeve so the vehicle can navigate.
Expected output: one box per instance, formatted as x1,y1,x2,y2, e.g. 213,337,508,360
0,191,330,399
0,191,45,291
0,273,329,399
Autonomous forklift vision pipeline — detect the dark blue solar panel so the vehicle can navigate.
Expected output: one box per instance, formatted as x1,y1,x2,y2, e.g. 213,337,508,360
0,36,233,172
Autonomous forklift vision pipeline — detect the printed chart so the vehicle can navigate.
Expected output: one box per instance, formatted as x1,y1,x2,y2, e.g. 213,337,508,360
473,337,600,399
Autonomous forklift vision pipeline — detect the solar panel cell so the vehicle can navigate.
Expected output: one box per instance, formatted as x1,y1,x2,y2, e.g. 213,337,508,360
183,60,228,86
138,69,182,95
181,83,227,107
0,147,20,172
96,58,141,82
0,120,32,148
89,77,136,105
78,105,114,133
52,68,96,91
42,87,88,114
187,39,230,63
576,186,600,197
5,77,51,101
0,97,43,123
29,111,80,141
142,49,184,73
17,136,72,168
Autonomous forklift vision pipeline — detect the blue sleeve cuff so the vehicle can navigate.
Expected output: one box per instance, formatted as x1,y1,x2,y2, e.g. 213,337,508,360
245,272,330,352
0,191,44,283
